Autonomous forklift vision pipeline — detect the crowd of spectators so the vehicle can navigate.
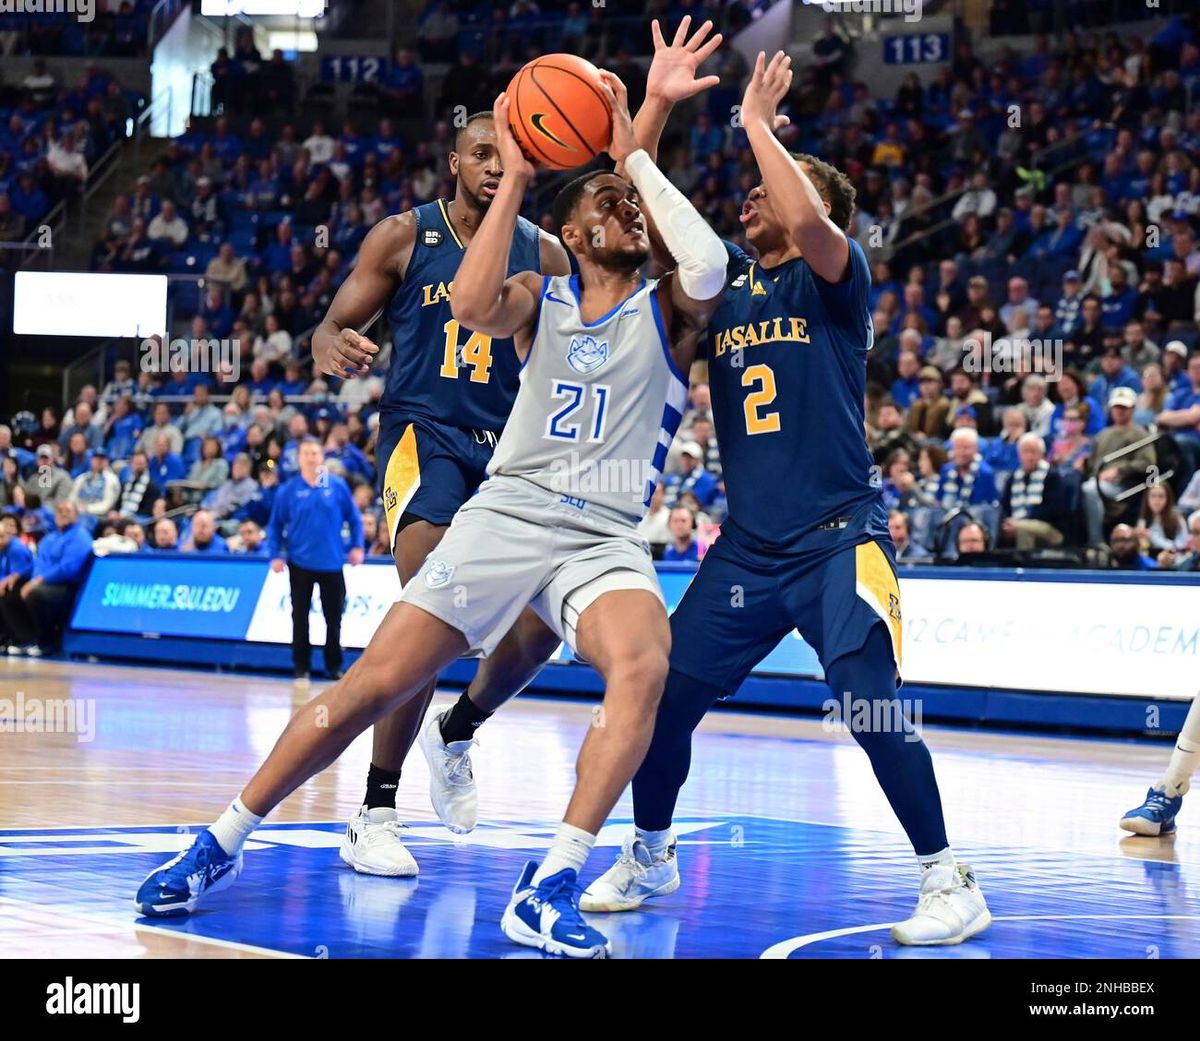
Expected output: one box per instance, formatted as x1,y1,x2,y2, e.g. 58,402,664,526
0,0,158,58
9,6,1200,652
0,59,136,252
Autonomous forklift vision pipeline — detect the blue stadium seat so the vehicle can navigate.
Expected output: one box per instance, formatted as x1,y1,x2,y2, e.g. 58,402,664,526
171,281,201,319
228,228,258,253
908,506,944,552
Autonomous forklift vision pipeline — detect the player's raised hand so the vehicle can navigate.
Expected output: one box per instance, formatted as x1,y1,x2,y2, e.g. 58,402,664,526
317,326,379,380
492,92,536,182
741,50,793,132
597,71,637,163
646,16,722,103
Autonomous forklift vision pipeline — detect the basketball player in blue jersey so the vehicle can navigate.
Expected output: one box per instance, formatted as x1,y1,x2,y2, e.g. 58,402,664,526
582,52,992,946
309,112,571,876
135,72,729,958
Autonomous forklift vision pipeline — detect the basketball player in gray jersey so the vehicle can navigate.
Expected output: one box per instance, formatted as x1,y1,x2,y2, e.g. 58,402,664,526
133,71,725,959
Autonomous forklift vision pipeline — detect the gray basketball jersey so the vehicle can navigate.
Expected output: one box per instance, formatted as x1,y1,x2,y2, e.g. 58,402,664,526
486,273,689,522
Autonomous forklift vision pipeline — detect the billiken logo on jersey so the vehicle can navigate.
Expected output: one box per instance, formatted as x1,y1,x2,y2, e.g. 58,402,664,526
566,335,610,375
713,317,811,357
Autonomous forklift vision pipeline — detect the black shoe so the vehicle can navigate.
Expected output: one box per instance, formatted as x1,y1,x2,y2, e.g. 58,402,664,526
326,667,344,680
293,667,310,680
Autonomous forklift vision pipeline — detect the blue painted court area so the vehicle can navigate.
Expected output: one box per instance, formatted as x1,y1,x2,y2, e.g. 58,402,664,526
3,817,1197,959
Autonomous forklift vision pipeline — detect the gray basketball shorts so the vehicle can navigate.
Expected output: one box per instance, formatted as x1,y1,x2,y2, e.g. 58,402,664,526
399,475,664,657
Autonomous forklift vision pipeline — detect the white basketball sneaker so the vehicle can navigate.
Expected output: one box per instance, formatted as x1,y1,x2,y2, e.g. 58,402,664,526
339,806,418,877
580,834,680,912
891,863,991,945
417,707,478,834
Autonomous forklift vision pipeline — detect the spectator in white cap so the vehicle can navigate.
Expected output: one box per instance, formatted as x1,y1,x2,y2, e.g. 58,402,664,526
21,444,72,507
1081,386,1153,545
664,439,719,509
1161,340,1191,394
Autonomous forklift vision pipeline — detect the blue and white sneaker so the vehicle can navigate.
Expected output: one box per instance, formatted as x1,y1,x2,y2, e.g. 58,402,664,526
501,861,612,959
134,829,243,916
1120,787,1183,836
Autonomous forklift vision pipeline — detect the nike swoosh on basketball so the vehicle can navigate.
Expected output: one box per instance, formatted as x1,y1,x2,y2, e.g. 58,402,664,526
530,113,574,150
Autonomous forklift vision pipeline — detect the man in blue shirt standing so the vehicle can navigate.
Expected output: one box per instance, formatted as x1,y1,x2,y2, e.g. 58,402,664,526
0,500,92,655
267,438,364,680
0,520,35,653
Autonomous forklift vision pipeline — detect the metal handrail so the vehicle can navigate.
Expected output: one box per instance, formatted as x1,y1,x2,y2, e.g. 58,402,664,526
78,138,126,228
9,197,67,270
134,87,174,161
880,129,1093,259
148,0,185,49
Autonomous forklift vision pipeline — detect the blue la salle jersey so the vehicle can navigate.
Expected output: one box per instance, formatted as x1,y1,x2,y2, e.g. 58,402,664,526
706,236,885,547
383,198,542,433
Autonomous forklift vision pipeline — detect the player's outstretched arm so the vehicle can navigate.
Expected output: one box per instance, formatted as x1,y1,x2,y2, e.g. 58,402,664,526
742,50,849,284
633,16,722,165
627,16,723,271
450,92,541,340
600,72,725,330
311,213,414,379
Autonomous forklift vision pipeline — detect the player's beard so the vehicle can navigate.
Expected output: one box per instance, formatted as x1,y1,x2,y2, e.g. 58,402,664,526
458,182,492,215
600,238,649,275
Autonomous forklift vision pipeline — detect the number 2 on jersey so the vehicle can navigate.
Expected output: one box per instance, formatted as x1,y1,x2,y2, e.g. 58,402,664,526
742,363,781,435
440,319,493,383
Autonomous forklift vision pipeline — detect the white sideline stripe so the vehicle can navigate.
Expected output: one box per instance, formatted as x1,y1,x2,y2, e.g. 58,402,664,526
760,914,1200,959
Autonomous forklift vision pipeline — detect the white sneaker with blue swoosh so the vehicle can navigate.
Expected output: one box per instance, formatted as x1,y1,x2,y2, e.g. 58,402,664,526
134,828,243,916
501,861,612,958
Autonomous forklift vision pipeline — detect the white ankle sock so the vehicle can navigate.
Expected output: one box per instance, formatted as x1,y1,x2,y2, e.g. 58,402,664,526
1161,696,1200,797
532,822,595,885
209,797,264,856
917,846,956,874
635,827,673,858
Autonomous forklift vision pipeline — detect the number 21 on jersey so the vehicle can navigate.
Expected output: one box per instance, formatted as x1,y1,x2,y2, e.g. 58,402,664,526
440,319,493,383
545,380,610,443
742,363,780,435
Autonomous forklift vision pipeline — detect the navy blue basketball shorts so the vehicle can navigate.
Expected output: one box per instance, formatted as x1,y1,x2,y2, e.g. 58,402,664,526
376,412,497,548
668,526,903,699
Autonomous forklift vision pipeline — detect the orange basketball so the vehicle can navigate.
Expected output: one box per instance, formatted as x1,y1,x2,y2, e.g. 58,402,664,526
507,54,613,171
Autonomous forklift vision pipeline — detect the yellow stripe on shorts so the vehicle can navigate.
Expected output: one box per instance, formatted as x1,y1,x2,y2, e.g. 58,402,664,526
854,541,903,668
383,424,421,549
